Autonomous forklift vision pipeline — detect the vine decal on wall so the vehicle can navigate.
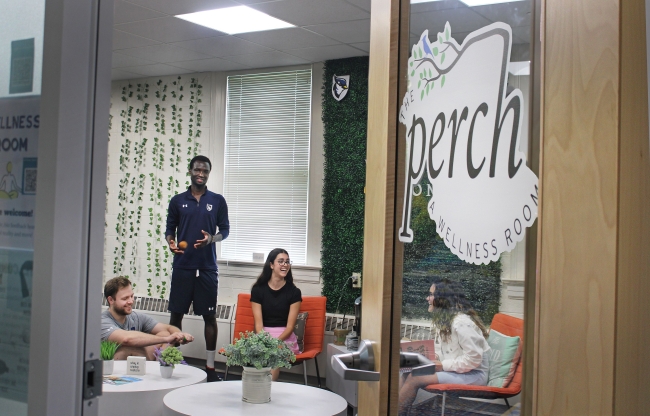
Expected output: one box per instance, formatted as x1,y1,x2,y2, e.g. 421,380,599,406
107,75,207,298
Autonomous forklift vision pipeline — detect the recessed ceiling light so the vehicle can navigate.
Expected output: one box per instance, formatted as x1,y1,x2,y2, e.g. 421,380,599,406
176,6,295,35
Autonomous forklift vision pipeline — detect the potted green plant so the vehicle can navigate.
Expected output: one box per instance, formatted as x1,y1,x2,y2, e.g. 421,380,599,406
153,345,186,378
220,331,296,404
100,340,120,375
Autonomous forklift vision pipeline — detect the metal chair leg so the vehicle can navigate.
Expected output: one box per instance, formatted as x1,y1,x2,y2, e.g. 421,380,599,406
314,358,321,388
303,361,308,385
504,398,510,408
224,365,229,381
441,392,446,416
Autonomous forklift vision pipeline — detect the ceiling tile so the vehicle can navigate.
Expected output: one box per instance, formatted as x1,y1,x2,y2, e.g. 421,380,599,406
112,68,142,80
112,52,156,68
113,29,160,50
125,0,240,15
470,1,531,28
343,0,371,12
410,0,466,13
126,63,191,77
116,17,224,43
117,44,213,63
305,19,370,44
286,44,366,62
171,36,272,57
224,51,310,67
235,27,339,50
170,57,251,72
114,1,166,24
248,0,369,26
410,8,491,39
349,42,369,52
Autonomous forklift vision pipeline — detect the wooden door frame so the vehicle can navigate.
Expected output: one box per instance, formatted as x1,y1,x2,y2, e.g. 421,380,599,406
357,0,401,414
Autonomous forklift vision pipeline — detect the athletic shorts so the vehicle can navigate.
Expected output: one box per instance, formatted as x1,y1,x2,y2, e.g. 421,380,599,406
168,268,218,316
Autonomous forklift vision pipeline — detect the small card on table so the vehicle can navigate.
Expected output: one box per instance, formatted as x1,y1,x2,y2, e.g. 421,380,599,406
126,356,146,375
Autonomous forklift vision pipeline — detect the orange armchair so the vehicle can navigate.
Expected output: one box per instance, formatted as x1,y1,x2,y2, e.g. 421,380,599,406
225,293,327,387
423,313,524,415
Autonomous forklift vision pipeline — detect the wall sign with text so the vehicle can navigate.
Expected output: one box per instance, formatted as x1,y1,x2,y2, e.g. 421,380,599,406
398,22,539,265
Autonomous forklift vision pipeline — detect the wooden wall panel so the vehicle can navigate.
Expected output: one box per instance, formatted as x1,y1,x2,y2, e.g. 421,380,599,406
615,0,650,413
538,0,619,413
358,0,400,415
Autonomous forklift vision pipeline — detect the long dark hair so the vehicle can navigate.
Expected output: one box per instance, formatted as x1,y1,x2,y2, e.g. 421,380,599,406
252,248,295,288
430,278,488,342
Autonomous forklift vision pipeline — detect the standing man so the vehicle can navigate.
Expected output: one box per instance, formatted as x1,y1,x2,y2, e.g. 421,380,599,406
165,155,229,381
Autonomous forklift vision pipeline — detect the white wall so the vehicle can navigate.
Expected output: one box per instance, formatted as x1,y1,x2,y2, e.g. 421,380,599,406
0,0,45,98
105,64,324,300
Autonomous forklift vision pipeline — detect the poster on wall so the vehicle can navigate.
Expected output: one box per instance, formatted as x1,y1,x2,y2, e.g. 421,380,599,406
398,22,538,265
0,96,38,402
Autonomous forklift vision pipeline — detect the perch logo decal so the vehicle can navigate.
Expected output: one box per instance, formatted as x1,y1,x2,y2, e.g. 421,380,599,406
182,204,187,208
398,22,539,265
206,204,212,211
331,74,350,101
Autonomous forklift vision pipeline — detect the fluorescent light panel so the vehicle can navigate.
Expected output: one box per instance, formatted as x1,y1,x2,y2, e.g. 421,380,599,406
176,6,294,35
461,0,520,5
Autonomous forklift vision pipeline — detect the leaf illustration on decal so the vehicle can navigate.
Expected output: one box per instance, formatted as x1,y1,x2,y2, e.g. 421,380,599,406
408,22,458,101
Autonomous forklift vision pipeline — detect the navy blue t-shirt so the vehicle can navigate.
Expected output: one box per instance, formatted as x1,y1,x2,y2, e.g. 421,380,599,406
165,187,229,270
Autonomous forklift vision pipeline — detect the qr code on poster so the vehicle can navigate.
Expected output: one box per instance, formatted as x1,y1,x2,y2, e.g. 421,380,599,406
24,168,37,194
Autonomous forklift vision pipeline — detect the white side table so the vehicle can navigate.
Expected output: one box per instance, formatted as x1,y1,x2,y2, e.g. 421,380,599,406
163,381,347,416
98,361,206,416
326,343,358,408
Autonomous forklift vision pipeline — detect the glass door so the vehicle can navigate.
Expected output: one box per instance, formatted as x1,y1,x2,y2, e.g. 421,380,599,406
0,2,46,415
393,0,537,415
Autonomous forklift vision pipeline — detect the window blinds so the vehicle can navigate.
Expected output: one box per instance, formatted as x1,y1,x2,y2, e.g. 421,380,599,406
222,70,312,265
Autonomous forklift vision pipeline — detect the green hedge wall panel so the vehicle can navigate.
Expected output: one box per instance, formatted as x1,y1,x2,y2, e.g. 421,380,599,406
321,57,369,314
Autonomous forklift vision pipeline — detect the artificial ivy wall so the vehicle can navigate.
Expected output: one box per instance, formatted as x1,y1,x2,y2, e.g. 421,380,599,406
321,57,369,314
105,74,210,298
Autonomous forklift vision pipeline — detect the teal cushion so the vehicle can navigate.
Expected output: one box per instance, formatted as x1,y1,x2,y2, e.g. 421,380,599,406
486,329,522,388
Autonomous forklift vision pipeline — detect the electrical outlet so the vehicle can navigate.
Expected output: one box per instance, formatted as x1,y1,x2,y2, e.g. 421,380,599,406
351,272,362,289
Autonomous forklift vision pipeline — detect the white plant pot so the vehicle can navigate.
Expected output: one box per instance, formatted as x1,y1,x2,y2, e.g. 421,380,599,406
160,365,174,379
241,367,272,404
102,359,114,375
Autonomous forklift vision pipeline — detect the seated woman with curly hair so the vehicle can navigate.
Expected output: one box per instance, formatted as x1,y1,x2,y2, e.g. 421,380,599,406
399,278,490,415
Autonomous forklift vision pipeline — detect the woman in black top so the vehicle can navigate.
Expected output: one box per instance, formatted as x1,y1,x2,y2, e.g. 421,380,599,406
251,248,302,381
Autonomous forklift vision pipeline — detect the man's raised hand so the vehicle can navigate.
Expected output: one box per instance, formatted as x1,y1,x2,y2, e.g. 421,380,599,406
168,239,184,255
194,230,211,249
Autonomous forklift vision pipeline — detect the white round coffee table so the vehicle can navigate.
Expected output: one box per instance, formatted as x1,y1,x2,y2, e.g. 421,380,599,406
163,381,347,416
98,361,206,416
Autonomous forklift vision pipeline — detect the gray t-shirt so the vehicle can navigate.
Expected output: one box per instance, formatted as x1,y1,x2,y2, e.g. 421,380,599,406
101,309,158,341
